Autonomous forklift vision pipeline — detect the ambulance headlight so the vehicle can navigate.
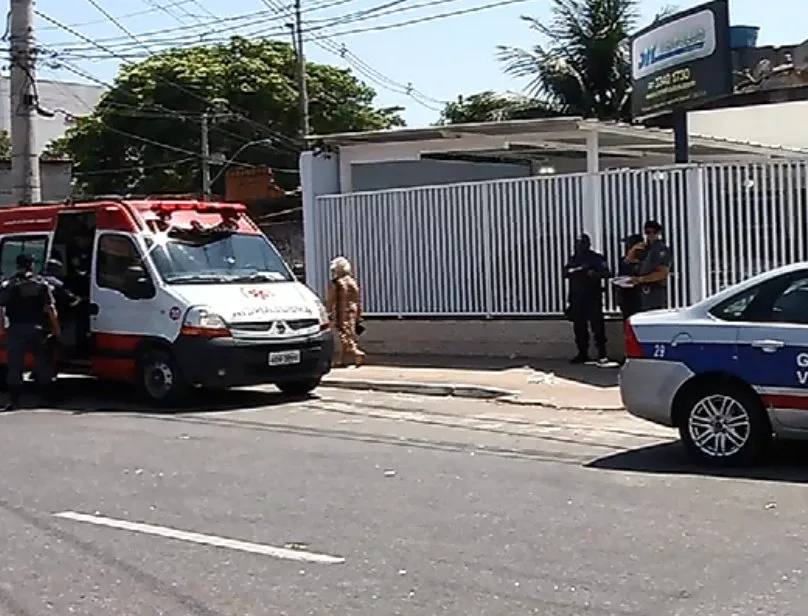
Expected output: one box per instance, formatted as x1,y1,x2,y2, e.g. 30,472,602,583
315,299,330,330
182,306,231,337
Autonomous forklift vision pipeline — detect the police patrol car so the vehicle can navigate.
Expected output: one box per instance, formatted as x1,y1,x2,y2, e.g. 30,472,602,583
620,262,808,466
0,198,334,406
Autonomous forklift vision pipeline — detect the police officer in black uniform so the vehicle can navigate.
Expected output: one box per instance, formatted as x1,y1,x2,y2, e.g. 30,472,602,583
0,254,60,410
42,258,80,313
563,233,612,365
631,220,672,312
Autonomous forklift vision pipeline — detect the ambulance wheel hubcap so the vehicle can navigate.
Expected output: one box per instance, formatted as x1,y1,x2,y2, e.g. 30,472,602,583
146,362,174,399
688,394,751,458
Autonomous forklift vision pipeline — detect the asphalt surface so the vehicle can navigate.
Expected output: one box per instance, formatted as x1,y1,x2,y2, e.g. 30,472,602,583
2,381,808,615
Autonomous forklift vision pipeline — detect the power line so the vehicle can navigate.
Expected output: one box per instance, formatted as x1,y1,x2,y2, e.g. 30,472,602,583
84,0,156,54
48,0,500,53
36,0,200,31
246,0,444,111
44,60,280,166
72,156,197,176
36,9,303,153
49,0,450,110
45,10,277,49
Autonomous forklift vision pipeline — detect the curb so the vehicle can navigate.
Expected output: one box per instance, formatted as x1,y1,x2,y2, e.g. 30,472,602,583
498,395,625,412
322,378,514,400
321,378,626,411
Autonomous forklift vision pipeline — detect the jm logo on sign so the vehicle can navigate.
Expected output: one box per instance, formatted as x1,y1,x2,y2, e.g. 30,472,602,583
631,8,716,80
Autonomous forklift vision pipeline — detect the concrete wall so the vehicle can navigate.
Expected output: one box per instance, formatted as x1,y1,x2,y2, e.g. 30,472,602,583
0,161,72,205
351,159,530,192
357,318,626,360
0,78,105,154
689,100,808,150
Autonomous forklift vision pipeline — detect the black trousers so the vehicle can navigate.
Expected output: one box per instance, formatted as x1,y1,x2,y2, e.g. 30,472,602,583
570,303,606,358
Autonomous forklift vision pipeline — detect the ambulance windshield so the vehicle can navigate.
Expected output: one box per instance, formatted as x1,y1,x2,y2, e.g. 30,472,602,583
145,231,293,284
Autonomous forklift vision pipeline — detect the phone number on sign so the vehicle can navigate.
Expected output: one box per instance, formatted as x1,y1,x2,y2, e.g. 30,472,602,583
646,68,693,92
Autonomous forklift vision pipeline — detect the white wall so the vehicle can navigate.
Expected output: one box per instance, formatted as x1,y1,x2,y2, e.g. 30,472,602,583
690,100,808,150
0,77,105,153
300,150,339,294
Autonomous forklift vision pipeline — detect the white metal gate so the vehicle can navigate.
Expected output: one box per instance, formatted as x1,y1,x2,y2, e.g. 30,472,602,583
308,160,808,316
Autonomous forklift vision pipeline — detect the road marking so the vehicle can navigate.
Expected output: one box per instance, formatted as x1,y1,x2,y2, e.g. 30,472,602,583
53,511,345,564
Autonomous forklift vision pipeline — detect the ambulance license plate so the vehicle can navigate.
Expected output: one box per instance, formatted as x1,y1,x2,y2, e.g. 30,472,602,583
268,350,301,366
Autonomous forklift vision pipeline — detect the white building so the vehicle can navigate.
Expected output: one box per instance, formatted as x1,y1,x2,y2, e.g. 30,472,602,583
0,76,105,154
301,109,808,359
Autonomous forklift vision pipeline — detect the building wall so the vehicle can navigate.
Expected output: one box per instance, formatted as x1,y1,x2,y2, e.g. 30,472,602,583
357,318,626,360
689,100,808,150
0,77,105,153
0,161,73,205
351,159,530,192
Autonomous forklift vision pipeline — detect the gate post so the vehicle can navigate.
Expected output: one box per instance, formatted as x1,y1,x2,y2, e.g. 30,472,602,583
686,166,707,304
583,130,604,250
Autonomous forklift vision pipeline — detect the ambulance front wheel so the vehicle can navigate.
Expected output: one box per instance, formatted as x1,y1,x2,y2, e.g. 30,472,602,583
277,377,321,397
139,349,188,407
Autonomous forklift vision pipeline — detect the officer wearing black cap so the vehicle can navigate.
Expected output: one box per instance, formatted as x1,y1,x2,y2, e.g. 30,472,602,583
42,258,80,312
0,254,60,410
631,220,672,311
563,233,611,365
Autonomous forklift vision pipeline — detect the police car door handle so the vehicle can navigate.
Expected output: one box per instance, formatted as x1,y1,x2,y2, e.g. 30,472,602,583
750,339,785,352
89,302,100,316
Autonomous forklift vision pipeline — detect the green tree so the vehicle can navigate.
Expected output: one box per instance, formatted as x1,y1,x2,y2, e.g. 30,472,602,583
0,129,10,159
437,91,557,124
497,0,674,120
57,37,404,196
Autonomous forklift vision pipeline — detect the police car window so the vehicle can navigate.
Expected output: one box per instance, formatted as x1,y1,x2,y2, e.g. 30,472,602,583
709,286,761,321
770,279,808,324
0,235,48,277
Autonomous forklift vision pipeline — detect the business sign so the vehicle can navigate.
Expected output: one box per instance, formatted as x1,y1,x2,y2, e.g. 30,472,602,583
630,0,731,121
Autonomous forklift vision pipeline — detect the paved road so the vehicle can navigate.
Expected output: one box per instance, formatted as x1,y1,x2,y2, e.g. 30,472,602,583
2,383,808,615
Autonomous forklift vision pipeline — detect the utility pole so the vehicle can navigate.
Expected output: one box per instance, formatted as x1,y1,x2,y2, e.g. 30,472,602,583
201,112,211,199
9,0,41,205
291,0,310,137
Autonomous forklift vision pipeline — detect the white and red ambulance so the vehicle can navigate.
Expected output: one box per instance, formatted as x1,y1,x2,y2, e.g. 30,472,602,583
0,198,333,405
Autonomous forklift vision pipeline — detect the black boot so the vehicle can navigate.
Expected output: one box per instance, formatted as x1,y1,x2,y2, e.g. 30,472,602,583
3,389,20,411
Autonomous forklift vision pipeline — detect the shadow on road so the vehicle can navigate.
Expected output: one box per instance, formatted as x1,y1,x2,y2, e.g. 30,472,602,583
588,440,808,483
11,377,316,415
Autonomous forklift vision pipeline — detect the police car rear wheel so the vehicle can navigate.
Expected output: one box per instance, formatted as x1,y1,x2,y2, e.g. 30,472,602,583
140,350,187,407
679,386,769,466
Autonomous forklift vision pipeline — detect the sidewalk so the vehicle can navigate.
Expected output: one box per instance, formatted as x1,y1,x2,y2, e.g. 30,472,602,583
322,355,624,411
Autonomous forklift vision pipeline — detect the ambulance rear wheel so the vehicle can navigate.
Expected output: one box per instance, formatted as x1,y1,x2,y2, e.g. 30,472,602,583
677,383,770,467
139,349,188,407
277,377,321,397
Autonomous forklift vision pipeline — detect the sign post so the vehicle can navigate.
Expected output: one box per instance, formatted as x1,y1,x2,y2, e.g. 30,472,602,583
630,0,733,161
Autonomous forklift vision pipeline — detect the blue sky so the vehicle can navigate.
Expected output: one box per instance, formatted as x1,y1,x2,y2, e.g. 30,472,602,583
35,0,806,128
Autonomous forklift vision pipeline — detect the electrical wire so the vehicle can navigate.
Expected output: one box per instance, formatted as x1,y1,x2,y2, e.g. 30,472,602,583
84,0,156,54
48,0,505,53
37,9,304,154
37,1,200,31
46,10,278,49
72,156,197,176
48,59,284,160
240,0,444,111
